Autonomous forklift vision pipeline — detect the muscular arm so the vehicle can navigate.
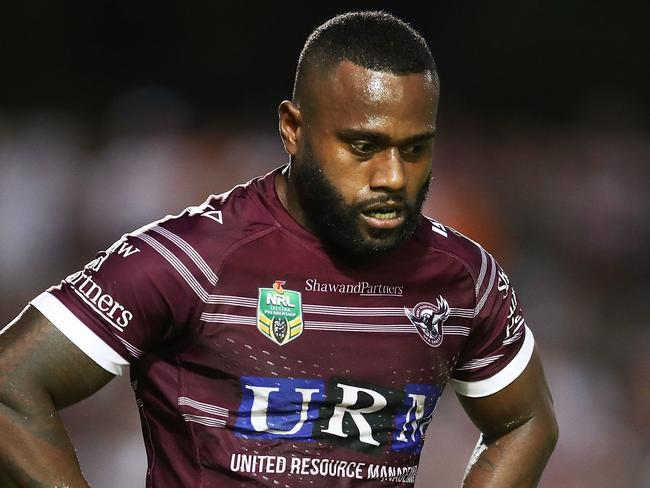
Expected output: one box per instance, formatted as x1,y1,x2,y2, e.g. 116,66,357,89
0,306,114,487
458,349,558,487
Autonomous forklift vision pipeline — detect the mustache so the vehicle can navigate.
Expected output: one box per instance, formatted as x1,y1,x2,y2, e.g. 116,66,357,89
355,193,407,210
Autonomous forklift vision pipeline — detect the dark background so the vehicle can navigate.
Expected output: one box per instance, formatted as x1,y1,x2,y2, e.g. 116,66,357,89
1,2,648,486
2,2,649,124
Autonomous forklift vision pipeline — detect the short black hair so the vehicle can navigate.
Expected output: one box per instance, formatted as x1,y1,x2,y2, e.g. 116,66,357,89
293,11,437,102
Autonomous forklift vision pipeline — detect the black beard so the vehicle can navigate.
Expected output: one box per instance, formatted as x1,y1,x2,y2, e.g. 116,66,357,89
291,151,430,262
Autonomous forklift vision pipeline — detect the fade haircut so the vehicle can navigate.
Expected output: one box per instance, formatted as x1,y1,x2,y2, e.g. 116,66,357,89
293,11,438,104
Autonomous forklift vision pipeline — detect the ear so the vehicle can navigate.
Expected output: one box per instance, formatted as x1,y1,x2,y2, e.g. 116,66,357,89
278,100,302,157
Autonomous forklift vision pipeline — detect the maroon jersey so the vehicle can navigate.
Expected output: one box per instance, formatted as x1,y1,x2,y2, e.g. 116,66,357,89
31,167,533,487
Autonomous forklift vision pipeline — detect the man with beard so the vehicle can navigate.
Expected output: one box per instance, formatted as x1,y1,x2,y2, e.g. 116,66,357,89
0,11,557,488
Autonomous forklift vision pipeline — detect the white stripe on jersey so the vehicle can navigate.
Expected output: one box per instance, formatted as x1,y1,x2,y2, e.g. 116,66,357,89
116,335,144,358
449,253,498,319
181,414,226,428
208,295,408,316
178,397,229,417
475,247,488,296
450,326,534,398
444,226,502,317
206,294,257,307
456,354,504,371
475,254,497,316
151,225,218,285
199,312,470,336
30,292,129,376
449,307,475,318
199,312,251,324
305,304,404,316
200,312,413,332
503,330,525,345
136,233,222,303
202,295,478,320
443,326,471,336
307,321,414,333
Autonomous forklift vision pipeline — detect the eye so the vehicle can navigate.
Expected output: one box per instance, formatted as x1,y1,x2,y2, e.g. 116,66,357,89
401,144,425,157
349,141,377,155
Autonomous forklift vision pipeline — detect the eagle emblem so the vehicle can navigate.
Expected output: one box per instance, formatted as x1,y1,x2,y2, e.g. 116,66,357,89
404,296,450,347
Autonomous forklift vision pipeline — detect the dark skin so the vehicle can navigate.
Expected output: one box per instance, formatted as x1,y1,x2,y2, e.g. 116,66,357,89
0,307,112,487
457,349,558,487
277,60,438,243
0,60,557,487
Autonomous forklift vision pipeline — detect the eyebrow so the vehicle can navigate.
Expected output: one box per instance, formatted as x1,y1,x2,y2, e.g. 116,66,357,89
336,128,436,146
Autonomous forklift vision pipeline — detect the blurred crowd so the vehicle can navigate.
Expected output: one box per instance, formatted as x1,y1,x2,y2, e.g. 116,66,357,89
0,86,648,487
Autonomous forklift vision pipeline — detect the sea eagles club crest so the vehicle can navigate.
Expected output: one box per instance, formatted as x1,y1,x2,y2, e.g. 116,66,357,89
405,296,450,347
257,281,304,345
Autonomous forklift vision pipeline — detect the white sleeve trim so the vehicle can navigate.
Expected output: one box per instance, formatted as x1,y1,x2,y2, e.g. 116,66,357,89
30,291,129,376
450,326,535,398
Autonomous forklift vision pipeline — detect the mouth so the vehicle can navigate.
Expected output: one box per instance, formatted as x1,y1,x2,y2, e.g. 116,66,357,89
359,202,406,230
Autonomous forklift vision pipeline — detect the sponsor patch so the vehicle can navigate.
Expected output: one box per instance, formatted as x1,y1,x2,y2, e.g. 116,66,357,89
304,278,403,296
257,281,303,345
236,376,420,453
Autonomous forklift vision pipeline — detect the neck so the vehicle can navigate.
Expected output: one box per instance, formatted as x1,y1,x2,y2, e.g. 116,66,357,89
275,165,312,232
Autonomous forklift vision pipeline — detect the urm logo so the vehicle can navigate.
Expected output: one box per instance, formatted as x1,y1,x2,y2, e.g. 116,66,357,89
235,376,439,453
235,377,325,440
393,384,442,452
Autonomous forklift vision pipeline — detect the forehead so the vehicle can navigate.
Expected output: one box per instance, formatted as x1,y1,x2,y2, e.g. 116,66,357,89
307,60,438,133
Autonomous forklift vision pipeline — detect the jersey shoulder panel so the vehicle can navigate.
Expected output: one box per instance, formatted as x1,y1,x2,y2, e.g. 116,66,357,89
138,175,280,279
415,215,533,398
416,215,493,302
31,175,279,374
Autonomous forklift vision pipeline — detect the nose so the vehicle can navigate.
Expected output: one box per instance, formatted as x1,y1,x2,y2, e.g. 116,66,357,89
368,147,406,193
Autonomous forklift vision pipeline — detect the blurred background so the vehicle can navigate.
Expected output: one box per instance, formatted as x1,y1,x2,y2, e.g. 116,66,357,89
1,1,648,486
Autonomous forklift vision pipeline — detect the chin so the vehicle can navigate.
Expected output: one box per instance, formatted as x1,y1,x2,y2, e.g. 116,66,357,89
352,234,407,258
364,227,406,247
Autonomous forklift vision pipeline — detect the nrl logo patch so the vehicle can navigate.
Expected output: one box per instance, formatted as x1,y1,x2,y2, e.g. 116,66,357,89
404,296,450,347
257,281,303,346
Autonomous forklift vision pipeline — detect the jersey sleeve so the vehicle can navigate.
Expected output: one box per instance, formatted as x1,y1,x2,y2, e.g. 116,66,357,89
449,253,534,397
30,226,201,376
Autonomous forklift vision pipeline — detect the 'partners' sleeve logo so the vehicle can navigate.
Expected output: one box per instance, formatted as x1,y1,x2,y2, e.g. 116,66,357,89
64,271,134,331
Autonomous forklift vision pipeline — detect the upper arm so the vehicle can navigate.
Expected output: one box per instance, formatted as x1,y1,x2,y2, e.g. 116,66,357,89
0,305,114,410
456,348,557,442
448,251,556,438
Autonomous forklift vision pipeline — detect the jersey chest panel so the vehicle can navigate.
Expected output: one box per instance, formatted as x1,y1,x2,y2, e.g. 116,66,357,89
171,232,474,479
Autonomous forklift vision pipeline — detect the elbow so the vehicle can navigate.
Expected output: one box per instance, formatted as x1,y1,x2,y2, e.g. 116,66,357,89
534,408,559,458
515,407,559,459
547,413,559,451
